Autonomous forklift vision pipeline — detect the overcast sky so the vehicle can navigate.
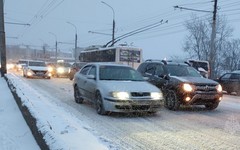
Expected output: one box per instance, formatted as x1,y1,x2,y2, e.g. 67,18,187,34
4,0,240,60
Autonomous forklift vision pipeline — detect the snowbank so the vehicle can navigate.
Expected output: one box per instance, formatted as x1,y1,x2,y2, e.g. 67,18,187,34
5,73,108,150
0,77,40,150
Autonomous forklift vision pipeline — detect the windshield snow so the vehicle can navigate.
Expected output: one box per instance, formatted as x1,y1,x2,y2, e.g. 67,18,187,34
29,61,46,67
167,65,202,77
100,66,144,81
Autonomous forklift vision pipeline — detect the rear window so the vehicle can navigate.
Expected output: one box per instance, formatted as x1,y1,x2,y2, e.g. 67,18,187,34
189,61,209,71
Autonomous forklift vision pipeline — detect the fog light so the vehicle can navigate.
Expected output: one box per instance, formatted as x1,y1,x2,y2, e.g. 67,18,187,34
27,72,32,76
185,97,191,102
219,97,222,101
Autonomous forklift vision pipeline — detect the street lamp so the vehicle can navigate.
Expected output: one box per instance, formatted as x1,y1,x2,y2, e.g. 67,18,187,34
48,32,58,62
101,1,115,46
67,21,78,63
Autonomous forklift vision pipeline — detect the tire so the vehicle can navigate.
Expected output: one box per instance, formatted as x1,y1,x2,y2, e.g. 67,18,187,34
95,91,106,115
165,90,180,111
69,76,73,80
74,85,83,104
205,101,219,110
236,91,240,96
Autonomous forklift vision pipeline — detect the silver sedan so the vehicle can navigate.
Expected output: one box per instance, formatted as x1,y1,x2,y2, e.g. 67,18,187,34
73,63,163,115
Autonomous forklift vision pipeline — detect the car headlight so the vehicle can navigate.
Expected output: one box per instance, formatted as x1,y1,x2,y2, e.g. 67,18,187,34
112,92,129,100
48,67,53,72
18,64,22,69
27,69,33,76
151,92,163,100
57,67,64,73
216,84,222,93
183,83,193,92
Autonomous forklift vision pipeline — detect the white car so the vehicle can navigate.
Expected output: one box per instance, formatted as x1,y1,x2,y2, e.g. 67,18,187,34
73,63,164,115
23,60,52,79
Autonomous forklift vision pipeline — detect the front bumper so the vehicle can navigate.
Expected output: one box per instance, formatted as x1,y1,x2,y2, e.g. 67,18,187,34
27,71,51,78
103,98,162,113
180,91,223,105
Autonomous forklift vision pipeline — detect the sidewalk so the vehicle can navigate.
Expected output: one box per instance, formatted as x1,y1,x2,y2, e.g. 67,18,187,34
2,73,109,150
0,77,40,150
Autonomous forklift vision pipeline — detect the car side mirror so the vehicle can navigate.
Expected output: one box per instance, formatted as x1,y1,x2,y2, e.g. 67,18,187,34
143,77,149,80
158,74,170,80
87,75,96,80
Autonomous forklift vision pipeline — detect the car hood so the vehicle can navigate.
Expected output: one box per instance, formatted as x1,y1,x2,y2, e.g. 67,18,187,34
171,76,218,85
28,66,48,71
99,80,161,92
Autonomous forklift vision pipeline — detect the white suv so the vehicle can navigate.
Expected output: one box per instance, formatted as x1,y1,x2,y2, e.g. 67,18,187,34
23,60,52,79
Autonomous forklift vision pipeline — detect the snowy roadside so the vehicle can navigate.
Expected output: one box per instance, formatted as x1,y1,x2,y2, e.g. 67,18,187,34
0,77,40,150
5,73,109,150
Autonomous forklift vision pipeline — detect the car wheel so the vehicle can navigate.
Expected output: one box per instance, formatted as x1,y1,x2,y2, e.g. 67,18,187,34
74,85,83,104
95,91,106,115
236,91,240,96
205,101,219,110
69,76,73,80
165,90,180,111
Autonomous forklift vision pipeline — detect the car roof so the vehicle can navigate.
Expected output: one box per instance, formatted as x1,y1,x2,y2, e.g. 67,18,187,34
28,60,45,63
144,59,190,66
85,62,131,68
232,70,240,74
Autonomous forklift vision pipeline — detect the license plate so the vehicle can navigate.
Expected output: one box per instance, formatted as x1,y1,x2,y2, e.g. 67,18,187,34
36,72,44,75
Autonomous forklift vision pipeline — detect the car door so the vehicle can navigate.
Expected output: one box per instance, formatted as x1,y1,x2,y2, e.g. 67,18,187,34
76,65,91,99
229,73,240,93
23,61,29,76
219,73,232,92
84,66,97,102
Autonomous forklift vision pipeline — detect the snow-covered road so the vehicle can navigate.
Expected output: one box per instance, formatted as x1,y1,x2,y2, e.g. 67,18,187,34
12,71,240,149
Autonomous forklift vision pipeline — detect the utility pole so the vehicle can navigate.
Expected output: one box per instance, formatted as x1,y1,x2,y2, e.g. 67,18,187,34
49,32,58,62
55,41,58,62
67,22,78,63
101,1,115,46
0,0,6,77
209,0,218,78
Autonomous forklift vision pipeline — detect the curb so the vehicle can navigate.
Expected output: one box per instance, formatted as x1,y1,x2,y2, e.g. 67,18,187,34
4,76,50,150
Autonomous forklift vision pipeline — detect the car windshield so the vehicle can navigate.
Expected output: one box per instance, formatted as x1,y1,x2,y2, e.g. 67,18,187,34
29,61,46,67
167,65,202,77
99,66,144,81
57,63,71,67
19,60,28,64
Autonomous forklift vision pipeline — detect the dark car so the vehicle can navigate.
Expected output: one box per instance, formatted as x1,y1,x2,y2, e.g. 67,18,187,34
53,62,71,77
137,59,223,110
69,62,86,80
216,71,240,95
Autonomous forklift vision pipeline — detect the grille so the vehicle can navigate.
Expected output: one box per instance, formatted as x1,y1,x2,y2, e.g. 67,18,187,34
195,85,217,92
131,92,150,97
32,70,47,74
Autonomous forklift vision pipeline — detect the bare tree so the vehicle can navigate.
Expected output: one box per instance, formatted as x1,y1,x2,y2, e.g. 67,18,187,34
183,15,234,78
221,39,240,72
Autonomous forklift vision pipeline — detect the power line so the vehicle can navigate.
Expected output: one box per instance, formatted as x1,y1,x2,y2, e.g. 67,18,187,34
174,6,212,13
177,1,212,7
